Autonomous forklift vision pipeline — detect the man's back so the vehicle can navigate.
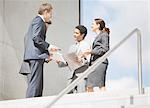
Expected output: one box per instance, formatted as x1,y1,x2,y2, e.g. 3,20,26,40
24,16,49,61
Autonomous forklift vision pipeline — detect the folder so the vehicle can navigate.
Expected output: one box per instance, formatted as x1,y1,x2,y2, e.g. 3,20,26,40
63,53,88,73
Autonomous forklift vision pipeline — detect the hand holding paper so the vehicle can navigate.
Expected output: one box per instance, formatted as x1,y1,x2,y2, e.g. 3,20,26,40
82,49,91,56
50,52,66,63
48,45,61,53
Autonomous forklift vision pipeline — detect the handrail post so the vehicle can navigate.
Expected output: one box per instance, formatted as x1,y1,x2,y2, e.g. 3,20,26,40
136,29,144,94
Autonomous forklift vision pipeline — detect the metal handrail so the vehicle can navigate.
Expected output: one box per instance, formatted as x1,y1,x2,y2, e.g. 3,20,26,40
46,28,143,108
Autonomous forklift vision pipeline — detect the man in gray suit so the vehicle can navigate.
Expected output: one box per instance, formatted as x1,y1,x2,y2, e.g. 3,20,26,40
21,3,59,98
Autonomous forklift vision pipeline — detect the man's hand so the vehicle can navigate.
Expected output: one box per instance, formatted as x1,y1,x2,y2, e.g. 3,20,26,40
45,54,52,63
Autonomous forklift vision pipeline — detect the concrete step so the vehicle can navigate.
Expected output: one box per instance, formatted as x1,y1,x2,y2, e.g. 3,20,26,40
0,87,149,108
124,104,150,108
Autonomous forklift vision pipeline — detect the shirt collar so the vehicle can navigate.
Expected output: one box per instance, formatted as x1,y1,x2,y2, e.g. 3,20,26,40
38,14,45,22
76,40,85,46
79,40,85,44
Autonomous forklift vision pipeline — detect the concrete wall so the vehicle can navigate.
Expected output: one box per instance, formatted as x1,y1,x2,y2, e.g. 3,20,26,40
0,0,79,100
0,0,4,100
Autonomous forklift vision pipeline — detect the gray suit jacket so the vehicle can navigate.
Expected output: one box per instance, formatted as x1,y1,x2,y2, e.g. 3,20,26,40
24,16,50,61
90,31,109,65
20,16,50,75
19,61,31,75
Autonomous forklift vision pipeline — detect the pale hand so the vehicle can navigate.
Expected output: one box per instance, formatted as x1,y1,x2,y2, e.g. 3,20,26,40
83,49,91,56
48,45,61,53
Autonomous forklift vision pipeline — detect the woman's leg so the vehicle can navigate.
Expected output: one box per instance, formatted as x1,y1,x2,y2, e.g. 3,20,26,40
86,86,94,92
99,86,106,91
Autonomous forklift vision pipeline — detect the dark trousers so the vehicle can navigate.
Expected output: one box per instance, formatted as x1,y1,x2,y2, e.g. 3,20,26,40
68,72,78,94
26,60,44,98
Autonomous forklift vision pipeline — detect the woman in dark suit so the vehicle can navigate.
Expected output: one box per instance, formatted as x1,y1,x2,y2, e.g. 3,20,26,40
83,18,110,92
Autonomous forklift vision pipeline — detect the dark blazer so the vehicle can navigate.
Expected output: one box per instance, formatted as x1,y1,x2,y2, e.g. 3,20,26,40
24,16,50,61
19,61,31,75
89,31,109,65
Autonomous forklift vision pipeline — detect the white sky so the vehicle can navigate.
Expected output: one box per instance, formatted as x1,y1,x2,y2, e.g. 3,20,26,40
82,0,150,88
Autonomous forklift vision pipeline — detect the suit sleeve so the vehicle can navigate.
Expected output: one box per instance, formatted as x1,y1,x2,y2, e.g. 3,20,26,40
32,20,50,51
58,61,68,67
91,35,109,56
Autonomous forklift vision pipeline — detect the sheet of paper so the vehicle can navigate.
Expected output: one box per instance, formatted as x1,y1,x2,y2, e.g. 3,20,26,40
51,52,87,72
51,52,66,63
63,53,83,71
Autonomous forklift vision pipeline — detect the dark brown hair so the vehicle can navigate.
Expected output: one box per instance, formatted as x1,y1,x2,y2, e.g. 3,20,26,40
38,3,53,15
94,18,110,34
75,25,87,39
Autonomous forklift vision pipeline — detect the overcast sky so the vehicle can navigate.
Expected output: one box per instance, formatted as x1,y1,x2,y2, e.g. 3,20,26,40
81,0,150,90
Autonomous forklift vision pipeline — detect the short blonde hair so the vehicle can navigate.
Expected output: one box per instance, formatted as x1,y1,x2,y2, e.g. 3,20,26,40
38,3,53,15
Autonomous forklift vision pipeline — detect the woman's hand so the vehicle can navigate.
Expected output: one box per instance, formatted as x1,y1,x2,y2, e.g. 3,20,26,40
83,49,92,56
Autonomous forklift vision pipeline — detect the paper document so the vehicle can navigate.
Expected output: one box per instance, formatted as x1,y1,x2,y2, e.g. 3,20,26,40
63,53,84,71
51,52,66,63
51,52,88,72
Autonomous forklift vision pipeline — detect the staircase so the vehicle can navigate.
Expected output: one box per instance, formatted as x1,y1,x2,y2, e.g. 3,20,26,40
0,87,149,108
0,28,146,108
